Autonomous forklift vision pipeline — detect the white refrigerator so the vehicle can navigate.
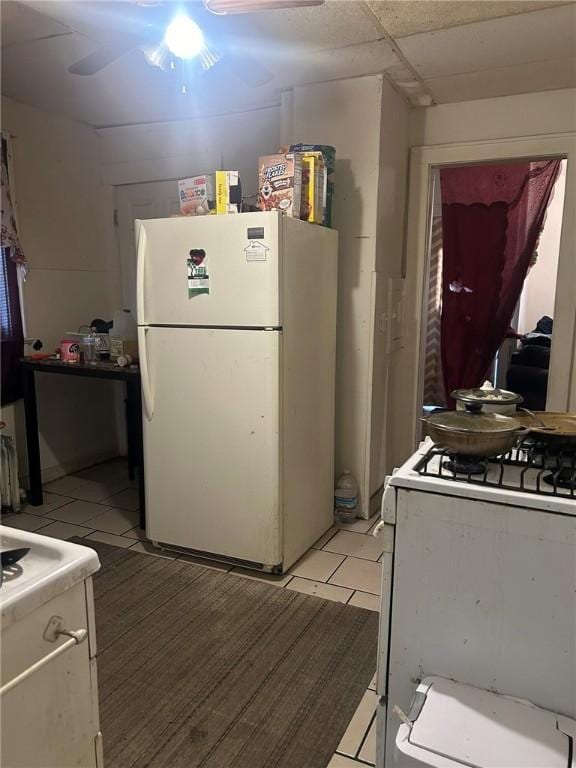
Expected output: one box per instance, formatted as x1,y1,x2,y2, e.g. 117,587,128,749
136,211,338,572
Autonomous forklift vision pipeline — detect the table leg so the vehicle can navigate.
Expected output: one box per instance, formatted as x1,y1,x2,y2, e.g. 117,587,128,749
127,379,145,531
22,368,43,506
125,392,135,481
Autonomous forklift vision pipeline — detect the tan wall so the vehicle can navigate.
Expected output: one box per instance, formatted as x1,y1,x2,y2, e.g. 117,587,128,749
97,106,281,193
410,88,576,146
101,77,410,513
1,97,119,482
282,74,407,514
369,81,409,495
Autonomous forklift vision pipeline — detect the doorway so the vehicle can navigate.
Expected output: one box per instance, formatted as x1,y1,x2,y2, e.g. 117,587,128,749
398,133,576,458
420,157,567,416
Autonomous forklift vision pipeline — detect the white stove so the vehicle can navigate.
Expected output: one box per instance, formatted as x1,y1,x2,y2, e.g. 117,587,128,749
376,440,576,767
1,526,100,627
386,438,576,516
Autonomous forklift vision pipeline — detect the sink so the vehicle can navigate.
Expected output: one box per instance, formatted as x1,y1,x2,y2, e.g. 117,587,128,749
0,525,100,628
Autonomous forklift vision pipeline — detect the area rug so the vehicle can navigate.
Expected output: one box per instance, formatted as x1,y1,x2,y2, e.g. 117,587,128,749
79,539,379,768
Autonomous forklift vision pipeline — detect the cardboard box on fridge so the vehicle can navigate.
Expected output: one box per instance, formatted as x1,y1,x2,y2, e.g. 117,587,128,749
258,153,302,217
215,170,242,215
178,174,215,216
289,144,335,227
178,172,241,216
300,151,326,225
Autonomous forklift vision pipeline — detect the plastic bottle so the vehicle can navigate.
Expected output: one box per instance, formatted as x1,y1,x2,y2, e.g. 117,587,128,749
82,327,98,364
110,309,137,361
334,470,359,524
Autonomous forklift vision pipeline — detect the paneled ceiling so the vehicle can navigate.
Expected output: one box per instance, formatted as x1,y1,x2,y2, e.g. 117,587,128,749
1,0,575,126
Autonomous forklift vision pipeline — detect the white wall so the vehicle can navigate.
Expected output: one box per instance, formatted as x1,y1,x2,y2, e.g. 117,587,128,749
1,97,119,482
98,106,281,195
282,74,409,513
282,76,382,514
369,81,409,495
518,160,567,334
101,77,409,514
410,88,576,146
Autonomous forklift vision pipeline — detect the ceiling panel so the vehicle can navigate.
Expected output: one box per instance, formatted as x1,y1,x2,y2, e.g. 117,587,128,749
229,1,383,52
2,0,576,124
398,4,576,79
367,0,571,38
425,56,576,103
269,37,398,88
1,0,71,46
0,0,402,126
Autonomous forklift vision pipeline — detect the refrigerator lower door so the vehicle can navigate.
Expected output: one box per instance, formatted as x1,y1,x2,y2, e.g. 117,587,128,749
142,326,282,568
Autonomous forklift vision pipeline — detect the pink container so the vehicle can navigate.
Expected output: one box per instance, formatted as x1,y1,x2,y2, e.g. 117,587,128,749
60,337,80,363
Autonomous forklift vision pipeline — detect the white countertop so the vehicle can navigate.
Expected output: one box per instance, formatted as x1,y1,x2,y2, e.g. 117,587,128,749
0,525,100,628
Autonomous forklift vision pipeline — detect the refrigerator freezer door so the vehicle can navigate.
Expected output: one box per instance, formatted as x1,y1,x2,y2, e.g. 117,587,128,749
136,212,281,328
142,326,282,567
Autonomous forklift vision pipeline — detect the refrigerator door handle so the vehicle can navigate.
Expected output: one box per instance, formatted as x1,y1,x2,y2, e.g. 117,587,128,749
136,221,147,325
138,326,154,421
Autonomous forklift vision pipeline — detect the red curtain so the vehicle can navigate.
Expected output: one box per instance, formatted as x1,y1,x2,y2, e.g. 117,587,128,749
439,160,561,406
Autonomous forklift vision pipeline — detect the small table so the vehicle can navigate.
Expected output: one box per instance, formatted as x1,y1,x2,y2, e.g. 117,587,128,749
21,358,145,530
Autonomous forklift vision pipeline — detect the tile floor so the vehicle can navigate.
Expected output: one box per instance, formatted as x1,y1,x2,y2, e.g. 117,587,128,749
2,457,389,768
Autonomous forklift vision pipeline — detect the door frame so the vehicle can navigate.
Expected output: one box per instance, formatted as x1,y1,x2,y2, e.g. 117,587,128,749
404,132,576,450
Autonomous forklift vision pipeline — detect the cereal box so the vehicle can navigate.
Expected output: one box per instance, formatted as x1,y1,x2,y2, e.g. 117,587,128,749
215,170,242,215
179,172,242,216
289,144,335,227
258,153,302,217
300,151,326,225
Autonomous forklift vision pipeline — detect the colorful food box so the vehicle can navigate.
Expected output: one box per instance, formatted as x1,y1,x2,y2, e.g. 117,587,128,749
179,171,242,216
289,144,335,227
300,151,326,225
215,170,242,215
258,153,302,217
178,175,215,216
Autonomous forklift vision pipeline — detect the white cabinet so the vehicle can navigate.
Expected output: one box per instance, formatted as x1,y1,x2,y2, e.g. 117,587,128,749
1,579,101,768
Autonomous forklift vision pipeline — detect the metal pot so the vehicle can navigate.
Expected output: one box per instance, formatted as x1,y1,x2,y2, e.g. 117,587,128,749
425,405,524,457
452,388,523,415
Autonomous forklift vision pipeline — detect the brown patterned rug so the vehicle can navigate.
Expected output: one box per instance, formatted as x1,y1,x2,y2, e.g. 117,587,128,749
80,539,379,768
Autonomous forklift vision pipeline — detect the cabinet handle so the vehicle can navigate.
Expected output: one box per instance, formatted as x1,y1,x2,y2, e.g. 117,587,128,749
0,628,87,697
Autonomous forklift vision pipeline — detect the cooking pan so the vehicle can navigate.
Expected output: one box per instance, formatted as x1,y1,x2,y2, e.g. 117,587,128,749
425,406,525,457
513,411,576,439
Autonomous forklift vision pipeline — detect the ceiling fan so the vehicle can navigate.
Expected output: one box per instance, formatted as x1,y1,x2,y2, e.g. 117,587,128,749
66,0,324,88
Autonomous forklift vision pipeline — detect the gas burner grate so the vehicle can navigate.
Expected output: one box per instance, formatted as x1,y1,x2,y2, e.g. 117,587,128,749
414,438,576,498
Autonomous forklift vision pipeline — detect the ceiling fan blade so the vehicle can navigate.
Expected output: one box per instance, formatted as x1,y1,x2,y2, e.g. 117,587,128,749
204,0,324,14
223,54,274,87
68,37,138,75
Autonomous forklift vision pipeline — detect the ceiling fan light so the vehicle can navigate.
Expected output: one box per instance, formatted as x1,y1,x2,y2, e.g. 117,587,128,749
199,47,221,71
164,14,205,60
142,41,171,70
204,0,324,14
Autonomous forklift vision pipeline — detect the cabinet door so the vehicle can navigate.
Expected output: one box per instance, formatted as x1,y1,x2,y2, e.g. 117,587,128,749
1,583,99,768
